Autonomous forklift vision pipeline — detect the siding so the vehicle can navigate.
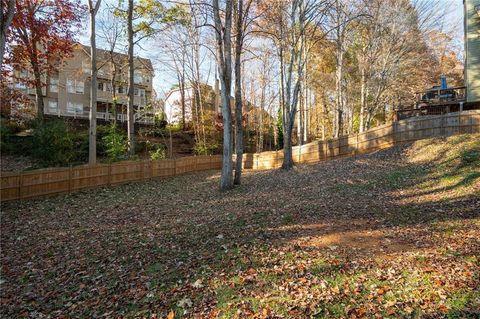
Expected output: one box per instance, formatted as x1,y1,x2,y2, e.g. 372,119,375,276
465,0,480,102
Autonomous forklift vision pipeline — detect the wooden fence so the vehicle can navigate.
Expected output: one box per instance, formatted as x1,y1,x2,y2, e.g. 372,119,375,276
1,110,479,202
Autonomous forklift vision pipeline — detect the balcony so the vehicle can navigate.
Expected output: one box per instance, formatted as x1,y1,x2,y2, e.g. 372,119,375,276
44,108,155,125
96,90,148,107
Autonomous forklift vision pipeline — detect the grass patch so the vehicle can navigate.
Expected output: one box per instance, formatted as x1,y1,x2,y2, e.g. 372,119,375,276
446,290,480,319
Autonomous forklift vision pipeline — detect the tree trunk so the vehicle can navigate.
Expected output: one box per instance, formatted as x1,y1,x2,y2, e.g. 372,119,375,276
334,48,343,138
127,0,135,155
30,42,44,119
359,65,366,133
88,0,101,165
0,0,15,70
213,0,234,190
282,116,294,169
233,0,244,186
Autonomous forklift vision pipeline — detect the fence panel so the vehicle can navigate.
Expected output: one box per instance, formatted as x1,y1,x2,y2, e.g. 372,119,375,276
2,111,479,202
71,165,110,191
20,168,70,199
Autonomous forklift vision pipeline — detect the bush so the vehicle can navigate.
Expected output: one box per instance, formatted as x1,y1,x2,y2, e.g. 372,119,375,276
29,119,86,166
102,124,127,162
0,120,16,154
193,141,218,155
149,143,166,160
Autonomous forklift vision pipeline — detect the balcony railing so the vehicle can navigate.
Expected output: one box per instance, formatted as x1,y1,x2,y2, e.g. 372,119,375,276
415,86,466,107
44,108,155,125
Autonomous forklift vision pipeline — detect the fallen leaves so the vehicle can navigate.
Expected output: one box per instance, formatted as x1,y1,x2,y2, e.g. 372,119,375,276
1,134,479,318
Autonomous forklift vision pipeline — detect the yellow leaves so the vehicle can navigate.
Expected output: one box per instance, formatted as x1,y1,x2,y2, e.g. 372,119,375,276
166,310,175,319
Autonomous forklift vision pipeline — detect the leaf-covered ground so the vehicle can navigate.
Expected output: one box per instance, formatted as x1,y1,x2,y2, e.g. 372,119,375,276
1,134,479,318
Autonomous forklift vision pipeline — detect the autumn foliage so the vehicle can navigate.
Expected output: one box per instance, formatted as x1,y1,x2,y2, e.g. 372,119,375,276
4,0,83,117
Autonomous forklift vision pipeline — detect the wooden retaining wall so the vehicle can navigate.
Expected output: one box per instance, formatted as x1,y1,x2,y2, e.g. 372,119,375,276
1,111,479,202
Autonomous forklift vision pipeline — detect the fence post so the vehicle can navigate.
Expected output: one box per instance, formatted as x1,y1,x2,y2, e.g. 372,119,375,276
355,134,358,159
18,172,23,200
173,158,177,176
68,166,73,193
150,160,154,179
108,164,112,186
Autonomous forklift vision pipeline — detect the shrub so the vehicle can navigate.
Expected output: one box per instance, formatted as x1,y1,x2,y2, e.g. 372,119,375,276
29,119,86,166
148,142,167,160
0,120,17,154
102,124,127,162
193,141,218,155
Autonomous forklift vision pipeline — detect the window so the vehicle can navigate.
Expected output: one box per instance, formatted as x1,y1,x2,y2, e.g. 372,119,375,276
76,80,84,94
16,70,28,89
48,100,58,113
49,77,58,93
98,82,104,91
15,82,26,89
134,71,143,84
67,102,83,114
82,61,91,74
67,79,84,94
67,79,74,93
118,86,125,94
134,88,145,97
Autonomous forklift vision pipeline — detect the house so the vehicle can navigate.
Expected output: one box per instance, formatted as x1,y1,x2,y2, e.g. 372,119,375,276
12,43,156,124
464,0,480,103
163,82,218,124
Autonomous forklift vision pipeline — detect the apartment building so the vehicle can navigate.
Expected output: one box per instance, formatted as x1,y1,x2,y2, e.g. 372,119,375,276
13,43,155,124
464,0,480,103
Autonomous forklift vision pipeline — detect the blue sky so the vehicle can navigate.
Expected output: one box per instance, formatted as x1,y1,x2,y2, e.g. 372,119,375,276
79,0,466,99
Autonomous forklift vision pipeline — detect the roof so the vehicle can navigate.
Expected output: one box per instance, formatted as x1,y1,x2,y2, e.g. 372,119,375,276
77,43,154,72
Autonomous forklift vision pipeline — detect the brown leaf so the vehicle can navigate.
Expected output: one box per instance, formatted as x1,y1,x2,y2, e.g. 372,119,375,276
166,310,175,319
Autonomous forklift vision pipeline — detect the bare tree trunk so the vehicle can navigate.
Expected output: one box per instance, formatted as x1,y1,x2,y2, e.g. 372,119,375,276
30,42,44,119
88,0,101,165
110,64,118,125
126,0,135,155
233,0,244,185
213,0,234,190
282,114,294,168
177,68,186,130
359,65,366,133
334,47,343,138
0,0,15,70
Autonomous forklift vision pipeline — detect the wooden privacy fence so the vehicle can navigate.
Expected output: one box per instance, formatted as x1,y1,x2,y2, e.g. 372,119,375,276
1,110,479,202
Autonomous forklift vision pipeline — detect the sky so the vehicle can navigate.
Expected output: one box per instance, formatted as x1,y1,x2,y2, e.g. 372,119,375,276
79,0,466,100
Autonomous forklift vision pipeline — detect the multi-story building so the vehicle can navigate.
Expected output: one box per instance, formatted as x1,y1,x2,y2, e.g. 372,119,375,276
163,82,218,124
13,43,156,124
464,0,480,104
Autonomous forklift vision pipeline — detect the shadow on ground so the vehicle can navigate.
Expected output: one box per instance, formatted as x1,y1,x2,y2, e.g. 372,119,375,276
1,135,479,318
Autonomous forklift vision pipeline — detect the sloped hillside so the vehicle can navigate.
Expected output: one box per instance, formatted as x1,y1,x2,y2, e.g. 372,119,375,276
1,134,479,318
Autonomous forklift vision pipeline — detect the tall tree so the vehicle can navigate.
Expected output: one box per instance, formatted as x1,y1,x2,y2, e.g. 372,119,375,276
98,5,126,125
115,0,168,155
233,0,253,185
127,0,135,155
8,0,82,118
213,0,234,190
268,0,328,169
88,0,102,164
0,0,15,70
